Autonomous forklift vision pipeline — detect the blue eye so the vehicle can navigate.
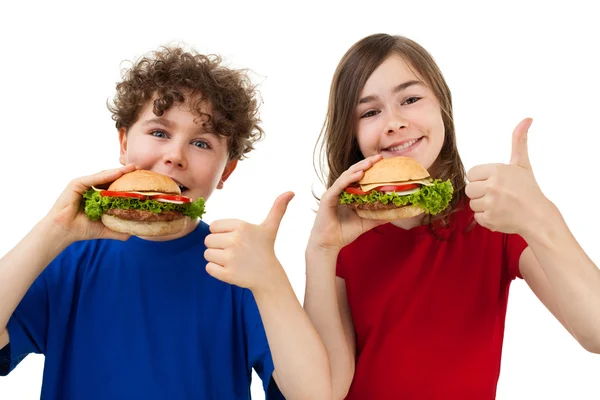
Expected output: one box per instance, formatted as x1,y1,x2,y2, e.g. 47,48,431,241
151,130,168,138
192,140,210,149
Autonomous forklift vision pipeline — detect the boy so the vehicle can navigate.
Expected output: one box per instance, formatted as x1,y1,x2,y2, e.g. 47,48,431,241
0,46,331,399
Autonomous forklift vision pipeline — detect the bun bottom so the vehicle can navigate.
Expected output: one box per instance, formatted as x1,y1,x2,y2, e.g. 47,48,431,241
101,214,187,237
355,205,424,221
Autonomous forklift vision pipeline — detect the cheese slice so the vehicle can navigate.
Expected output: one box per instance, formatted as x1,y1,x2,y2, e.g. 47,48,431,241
120,191,172,196
359,179,434,192
154,198,186,204
92,186,175,197
381,187,421,196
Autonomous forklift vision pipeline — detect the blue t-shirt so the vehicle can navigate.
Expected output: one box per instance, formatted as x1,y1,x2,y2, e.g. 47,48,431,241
0,221,283,399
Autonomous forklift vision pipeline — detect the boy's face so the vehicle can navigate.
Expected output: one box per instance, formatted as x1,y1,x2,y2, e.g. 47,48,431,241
119,95,237,204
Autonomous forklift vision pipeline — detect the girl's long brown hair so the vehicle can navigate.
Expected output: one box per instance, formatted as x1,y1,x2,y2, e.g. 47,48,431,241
314,33,468,226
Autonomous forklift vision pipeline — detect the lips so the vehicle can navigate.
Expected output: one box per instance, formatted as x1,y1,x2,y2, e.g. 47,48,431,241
382,137,424,156
384,137,422,152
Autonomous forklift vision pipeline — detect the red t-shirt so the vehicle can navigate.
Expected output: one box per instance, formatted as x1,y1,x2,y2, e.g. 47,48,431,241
337,204,528,399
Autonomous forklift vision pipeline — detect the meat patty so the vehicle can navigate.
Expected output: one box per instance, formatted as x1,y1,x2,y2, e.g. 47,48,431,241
106,209,184,222
348,201,407,211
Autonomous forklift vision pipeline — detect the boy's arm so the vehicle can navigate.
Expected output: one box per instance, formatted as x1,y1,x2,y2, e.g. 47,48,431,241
0,218,73,343
252,265,331,399
0,327,9,349
0,165,135,348
204,192,331,400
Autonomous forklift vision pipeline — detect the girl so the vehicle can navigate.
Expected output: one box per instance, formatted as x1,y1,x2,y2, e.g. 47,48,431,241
304,33,600,399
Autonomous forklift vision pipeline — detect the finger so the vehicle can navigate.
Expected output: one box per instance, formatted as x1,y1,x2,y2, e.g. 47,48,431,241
75,163,137,193
510,118,533,169
347,154,383,175
327,169,365,202
204,232,235,250
261,192,295,234
469,198,487,213
327,155,383,201
210,219,244,234
466,163,502,183
204,248,229,266
473,211,491,230
465,181,487,200
205,262,232,284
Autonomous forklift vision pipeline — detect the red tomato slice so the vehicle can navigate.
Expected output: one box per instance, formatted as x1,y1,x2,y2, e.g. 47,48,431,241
149,194,192,203
373,183,420,192
99,190,147,200
344,186,371,195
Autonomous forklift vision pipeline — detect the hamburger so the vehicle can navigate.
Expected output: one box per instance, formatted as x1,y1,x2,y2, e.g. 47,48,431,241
83,170,206,236
340,157,453,220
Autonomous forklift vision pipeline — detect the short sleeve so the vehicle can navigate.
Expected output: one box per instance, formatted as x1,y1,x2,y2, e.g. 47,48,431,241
242,289,285,400
0,344,13,375
504,233,529,281
1,269,50,375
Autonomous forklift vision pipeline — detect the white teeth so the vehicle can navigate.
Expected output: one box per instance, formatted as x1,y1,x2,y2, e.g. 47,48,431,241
387,138,418,152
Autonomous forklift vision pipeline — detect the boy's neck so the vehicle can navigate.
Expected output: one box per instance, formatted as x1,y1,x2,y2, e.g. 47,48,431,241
138,218,200,242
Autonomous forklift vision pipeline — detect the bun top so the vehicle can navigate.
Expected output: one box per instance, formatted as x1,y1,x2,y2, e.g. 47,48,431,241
108,170,181,194
359,157,430,185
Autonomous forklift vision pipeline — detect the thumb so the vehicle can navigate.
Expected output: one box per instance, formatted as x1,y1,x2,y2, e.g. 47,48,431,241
261,191,295,234
510,118,533,168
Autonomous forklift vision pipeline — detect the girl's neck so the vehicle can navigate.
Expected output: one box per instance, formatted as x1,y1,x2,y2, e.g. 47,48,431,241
391,214,427,231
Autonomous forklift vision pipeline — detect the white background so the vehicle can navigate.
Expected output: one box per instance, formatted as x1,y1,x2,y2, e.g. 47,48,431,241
1,0,599,398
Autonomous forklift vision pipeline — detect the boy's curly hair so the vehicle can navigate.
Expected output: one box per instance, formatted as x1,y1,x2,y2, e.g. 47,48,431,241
108,45,263,160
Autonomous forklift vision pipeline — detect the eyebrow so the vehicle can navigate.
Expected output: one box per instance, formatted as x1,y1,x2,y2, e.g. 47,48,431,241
141,117,175,128
358,80,424,105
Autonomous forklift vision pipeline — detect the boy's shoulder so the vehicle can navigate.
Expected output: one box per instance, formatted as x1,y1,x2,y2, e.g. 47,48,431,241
41,219,254,305
47,220,211,277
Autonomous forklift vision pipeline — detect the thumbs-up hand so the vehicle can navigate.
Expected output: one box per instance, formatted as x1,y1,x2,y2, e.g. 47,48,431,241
204,192,294,291
465,118,551,236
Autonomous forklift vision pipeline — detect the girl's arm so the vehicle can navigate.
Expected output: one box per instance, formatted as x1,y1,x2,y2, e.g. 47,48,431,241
519,204,600,353
304,246,357,400
302,155,385,399
466,118,600,352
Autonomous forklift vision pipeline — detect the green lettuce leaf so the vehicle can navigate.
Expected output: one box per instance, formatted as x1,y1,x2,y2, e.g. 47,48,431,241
339,179,453,215
83,190,206,221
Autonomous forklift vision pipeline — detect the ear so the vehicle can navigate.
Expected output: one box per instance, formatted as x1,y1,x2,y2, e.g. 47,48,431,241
118,127,128,166
217,159,238,190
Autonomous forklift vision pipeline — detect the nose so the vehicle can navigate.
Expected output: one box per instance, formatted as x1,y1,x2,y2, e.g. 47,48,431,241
163,143,187,169
385,108,409,135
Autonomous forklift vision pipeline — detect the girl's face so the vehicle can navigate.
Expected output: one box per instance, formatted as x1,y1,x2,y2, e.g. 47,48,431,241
355,54,445,173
